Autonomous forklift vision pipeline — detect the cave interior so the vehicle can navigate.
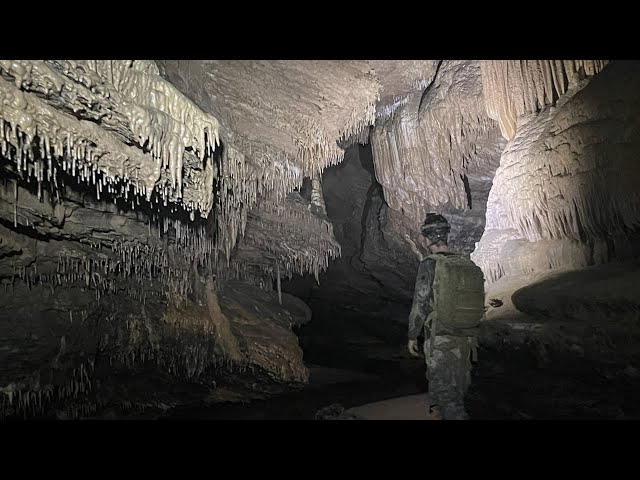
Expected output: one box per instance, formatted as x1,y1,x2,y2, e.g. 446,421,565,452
1,59,639,420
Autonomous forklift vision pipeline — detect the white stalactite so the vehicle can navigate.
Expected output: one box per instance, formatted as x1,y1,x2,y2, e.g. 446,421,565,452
481,60,609,140
371,62,498,227
0,59,221,216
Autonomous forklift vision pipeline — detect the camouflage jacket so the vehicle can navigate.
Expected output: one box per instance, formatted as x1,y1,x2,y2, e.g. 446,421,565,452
408,252,457,340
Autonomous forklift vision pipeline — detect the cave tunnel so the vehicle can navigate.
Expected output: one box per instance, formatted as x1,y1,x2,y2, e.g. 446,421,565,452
1,59,639,420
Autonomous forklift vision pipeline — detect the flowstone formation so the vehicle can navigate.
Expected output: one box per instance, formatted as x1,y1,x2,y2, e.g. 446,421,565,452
370,60,504,255
481,60,609,141
1,60,219,216
0,60,222,301
472,60,640,283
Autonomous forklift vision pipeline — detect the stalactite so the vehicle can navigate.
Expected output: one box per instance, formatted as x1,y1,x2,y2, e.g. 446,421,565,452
310,172,327,215
228,194,341,285
2,60,371,416
0,60,220,216
370,66,498,229
276,261,282,305
481,60,609,140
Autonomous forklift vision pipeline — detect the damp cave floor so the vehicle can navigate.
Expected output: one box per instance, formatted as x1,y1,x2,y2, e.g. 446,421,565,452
160,362,430,420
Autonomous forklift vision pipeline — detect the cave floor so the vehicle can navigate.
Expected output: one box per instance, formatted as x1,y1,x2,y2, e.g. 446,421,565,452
468,259,640,420
160,362,428,420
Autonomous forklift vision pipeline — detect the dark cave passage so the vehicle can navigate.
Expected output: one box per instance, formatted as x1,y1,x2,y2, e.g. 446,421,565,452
282,144,425,400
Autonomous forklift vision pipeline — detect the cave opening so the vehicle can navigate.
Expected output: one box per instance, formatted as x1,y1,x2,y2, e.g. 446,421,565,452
282,143,429,404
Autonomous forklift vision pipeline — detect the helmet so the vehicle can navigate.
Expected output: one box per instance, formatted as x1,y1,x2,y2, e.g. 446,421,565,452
420,213,450,243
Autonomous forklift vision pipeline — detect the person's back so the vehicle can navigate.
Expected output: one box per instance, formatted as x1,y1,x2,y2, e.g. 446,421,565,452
407,214,483,420
427,253,485,334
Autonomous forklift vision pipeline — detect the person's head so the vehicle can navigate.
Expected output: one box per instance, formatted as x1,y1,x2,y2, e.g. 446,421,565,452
420,213,450,253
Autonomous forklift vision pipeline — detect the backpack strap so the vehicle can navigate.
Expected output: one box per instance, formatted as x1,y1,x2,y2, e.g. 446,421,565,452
471,336,478,362
424,310,437,358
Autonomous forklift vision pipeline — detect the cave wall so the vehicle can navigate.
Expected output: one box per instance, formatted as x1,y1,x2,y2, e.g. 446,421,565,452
472,61,640,283
0,60,326,418
0,269,310,418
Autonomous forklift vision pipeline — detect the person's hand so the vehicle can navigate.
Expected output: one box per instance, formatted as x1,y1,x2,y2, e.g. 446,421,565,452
408,339,421,357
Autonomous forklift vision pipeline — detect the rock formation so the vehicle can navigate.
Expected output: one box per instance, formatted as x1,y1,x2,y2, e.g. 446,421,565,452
472,61,640,283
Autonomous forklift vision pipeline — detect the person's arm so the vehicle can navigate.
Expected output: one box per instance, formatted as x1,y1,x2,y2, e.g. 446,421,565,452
403,234,426,261
407,258,434,356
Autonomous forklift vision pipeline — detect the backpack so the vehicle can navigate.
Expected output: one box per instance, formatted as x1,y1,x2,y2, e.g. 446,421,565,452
427,254,485,332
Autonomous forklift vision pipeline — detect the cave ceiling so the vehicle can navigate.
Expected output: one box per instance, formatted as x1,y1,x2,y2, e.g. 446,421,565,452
0,60,610,291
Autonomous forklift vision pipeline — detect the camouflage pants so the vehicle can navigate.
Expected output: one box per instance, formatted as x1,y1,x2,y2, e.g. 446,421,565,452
424,334,476,420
